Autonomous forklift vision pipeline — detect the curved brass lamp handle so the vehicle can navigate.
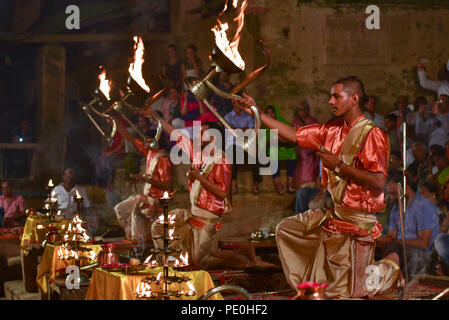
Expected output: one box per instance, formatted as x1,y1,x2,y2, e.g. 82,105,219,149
199,284,253,300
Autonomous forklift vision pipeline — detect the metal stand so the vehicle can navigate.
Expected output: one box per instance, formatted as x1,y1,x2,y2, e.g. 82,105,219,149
399,117,409,285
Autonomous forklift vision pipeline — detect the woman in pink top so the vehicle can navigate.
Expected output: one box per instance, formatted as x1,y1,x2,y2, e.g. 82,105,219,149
292,102,320,188
0,181,26,227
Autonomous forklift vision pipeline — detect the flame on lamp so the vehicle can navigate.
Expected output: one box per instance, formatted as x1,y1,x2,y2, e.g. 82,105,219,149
187,282,196,295
48,179,54,187
144,254,153,264
211,0,248,71
162,191,169,199
129,36,150,93
98,68,111,100
156,272,162,283
180,252,189,265
75,189,82,199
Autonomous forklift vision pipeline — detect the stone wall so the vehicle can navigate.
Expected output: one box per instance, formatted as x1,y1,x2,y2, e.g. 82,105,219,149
170,0,449,123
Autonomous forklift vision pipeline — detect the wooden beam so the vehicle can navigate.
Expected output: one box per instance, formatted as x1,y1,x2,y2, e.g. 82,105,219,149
0,143,40,150
17,33,170,43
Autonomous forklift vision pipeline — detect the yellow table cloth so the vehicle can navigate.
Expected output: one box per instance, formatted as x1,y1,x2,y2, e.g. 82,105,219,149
20,216,71,251
36,243,102,294
86,267,223,300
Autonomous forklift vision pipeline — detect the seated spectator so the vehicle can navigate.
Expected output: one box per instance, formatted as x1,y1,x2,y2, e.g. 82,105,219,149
160,86,181,124
224,99,261,195
363,95,385,129
415,93,449,148
406,142,429,186
0,181,26,227
184,44,204,80
264,105,297,194
292,101,320,189
434,232,449,276
49,168,91,220
95,118,126,189
417,59,449,100
389,150,403,171
378,176,440,276
436,181,449,228
429,146,449,186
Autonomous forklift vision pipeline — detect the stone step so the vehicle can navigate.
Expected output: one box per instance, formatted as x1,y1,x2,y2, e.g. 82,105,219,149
4,280,40,300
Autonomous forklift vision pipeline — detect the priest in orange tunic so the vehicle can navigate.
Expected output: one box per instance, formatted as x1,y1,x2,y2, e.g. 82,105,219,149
234,76,403,298
149,112,276,269
113,120,173,243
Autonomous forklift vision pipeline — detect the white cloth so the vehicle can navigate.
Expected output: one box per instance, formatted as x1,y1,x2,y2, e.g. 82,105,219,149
49,184,90,219
364,112,385,129
417,69,449,97
415,113,449,148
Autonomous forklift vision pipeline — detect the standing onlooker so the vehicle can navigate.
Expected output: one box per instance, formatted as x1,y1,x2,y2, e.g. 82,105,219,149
363,95,385,129
0,181,26,227
406,142,429,187
264,105,297,194
415,93,449,148
291,101,320,189
417,59,449,99
224,100,261,195
162,44,185,93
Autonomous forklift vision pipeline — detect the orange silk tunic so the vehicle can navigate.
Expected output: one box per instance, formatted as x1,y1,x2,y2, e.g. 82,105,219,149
176,134,231,216
145,149,173,199
296,115,389,213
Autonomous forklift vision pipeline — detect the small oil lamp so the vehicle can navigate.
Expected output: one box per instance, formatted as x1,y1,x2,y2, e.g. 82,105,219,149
292,282,329,300
73,189,84,214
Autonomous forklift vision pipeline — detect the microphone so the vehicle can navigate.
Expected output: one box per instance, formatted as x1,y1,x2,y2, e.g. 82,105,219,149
403,104,414,117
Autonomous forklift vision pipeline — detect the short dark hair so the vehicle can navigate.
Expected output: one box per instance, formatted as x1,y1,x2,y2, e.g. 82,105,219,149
387,170,417,192
187,44,197,52
1,180,13,188
202,121,225,151
168,44,177,51
421,182,439,196
390,150,402,160
385,113,398,122
333,76,366,107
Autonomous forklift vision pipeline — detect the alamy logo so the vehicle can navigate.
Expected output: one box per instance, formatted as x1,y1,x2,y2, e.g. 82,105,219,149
168,123,279,175
365,5,380,30
65,265,80,290
65,5,80,30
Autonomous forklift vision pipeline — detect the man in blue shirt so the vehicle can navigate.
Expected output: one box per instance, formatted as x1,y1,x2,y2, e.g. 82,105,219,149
378,175,440,276
224,100,262,194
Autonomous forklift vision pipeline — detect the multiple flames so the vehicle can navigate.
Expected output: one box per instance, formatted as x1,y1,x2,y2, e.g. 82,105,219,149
98,68,111,100
128,36,150,93
64,214,90,242
211,0,248,70
57,243,96,261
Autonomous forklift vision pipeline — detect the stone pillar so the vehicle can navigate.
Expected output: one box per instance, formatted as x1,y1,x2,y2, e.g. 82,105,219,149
35,44,66,180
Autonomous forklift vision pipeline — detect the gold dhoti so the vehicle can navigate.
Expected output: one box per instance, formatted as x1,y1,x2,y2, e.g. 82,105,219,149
276,208,400,298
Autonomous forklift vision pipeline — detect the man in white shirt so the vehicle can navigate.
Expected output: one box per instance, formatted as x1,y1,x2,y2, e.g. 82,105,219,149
50,168,90,219
363,95,385,129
